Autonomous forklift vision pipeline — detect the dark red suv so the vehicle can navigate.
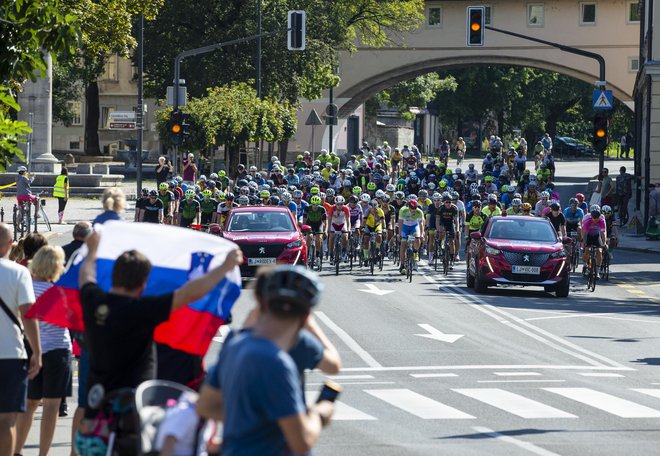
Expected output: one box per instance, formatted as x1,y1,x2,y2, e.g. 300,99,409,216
466,216,571,297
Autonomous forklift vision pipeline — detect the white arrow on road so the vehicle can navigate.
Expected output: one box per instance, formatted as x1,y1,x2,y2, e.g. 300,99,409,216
414,324,464,343
357,283,394,296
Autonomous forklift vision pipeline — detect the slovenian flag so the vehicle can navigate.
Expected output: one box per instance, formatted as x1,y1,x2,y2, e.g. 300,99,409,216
26,221,241,356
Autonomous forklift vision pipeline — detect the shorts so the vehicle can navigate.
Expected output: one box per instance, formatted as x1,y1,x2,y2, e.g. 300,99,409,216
350,217,361,229
585,233,602,247
17,194,35,204
401,224,420,239
0,358,28,412
308,221,323,233
364,225,382,235
180,217,194,228
28,348,72,399
439,224,455,237
330,223,346,233
566,222,580,234
78,350,90,408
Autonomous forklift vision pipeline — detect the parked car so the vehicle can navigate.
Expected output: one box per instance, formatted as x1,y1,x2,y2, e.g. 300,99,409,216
537,136,595,157
466,216,572,297
221,206,308,280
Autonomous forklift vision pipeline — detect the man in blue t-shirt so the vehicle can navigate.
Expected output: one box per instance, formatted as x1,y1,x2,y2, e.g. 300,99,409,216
197,266,336,456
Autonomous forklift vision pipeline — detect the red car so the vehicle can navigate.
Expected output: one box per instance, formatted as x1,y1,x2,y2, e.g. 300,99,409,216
466,216,571,297
222,206,308,279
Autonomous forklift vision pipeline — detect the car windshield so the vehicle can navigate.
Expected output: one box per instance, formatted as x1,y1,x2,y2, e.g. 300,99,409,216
227,211,295,232
487,219,557,243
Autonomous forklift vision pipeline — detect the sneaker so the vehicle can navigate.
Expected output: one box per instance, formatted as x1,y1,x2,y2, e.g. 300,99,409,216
59,400,68,417
399,267,406,275
582,265,587,277
595,271,601,280
455,254,460,262
428,252,434,263
414,251,419,261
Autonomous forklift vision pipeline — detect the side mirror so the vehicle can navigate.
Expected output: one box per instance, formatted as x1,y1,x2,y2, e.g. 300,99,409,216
300,224,311,234
470,231,482,240
562,236,572,245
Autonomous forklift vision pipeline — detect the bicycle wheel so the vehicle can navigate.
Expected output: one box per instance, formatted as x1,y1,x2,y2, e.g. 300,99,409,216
349,241,354,271
589,249,597,292
369,242,375,275
40,206,51,231
308,242,315,270
442,240,450,276
602,250,610,281
335,241,340,276
407,250,414,282
12,205,19,241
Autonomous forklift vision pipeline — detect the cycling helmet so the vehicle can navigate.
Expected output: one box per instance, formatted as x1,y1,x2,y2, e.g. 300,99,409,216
185,189,195,199
507,186,515,193
374,190,385,199
386,183,396,192
590,208,601,218
348,195,359,204
343,180,352,188
569,197,578,206
194,185,201,192
442,194,451,202
292,190,303,199
225,192,235,200
472,200,482,207
501,185,508,193
394,191,405,199
550,202,560,211
325,188,335,197
218,171,226,178
217,192,226,201
513,193,522,199
206,181,216,188
149,190,158,197
469,163,475,168
408,199,418,209
210,173,218,180
419,189,428,198
199,175,207,182
318,192,326,199
381,194,390,203
369,200,379,208
288,185,298,193
239,186,249,196
487,196,498,204
17,165,27,173
484,175,493,182
259,265,322,312
450,191,459,200
540,191,550,198
439,181,447,188
202,189,212,198
512,198,522,206
159,183,168,190
281,192,291,201
335,195,345,204
427,182,436,191
470,183,479,191
445,169,452,176
432,193,442,201
522,202,532,211
408,194,418,202
310,186,320,195
141,188,149,196
250,165,258,172
366,182,377,191
602,205,613,215
269,195,280,205
352,186,362,195
455,167,462,174
360,194,371,202
238,195,250,206
409,175,419,183
399,170,407,177
310,195,322,205
575,193,585,201
259,190,270,198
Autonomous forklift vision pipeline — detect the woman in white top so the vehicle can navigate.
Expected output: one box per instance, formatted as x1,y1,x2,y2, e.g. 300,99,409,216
15,245,70,456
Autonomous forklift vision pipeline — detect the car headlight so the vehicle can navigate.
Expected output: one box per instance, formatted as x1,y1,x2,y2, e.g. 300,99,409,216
485,246,502,256
550,249,567,259
286,239,303,249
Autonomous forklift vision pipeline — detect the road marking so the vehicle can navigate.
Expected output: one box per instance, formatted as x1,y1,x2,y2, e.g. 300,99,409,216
410,373,458,378
627,289,646,294
414,323,464,343
524,309,658,322
618,284,634,288
579,373,625,378
306,395,377,420
328,374,374,380
631,389,660,400
456,388,576,418
339,364,633,372
471,426,561,456
308,381,395,386
477,380,566,384
544,388,660,418
315,311,382,368
365,389,475,419
357,283,395,296
494,372,542,376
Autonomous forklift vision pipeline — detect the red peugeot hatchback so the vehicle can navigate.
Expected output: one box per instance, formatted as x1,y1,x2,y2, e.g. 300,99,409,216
466,216,571,297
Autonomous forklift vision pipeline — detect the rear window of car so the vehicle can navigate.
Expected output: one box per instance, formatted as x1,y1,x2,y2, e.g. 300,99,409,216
227,211,295,232
487,219,557,242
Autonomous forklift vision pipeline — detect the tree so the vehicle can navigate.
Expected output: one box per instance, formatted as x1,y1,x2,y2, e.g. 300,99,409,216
0,0,80,170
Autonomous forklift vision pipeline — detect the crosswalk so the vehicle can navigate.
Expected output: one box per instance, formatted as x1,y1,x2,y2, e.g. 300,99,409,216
307,386,660,422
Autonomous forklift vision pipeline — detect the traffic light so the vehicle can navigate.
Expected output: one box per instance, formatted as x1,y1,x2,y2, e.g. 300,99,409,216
169,110,183,146
288,10,306,51
325,103,338,126
467,6,485,47
593,112,609,151
181,112,190,143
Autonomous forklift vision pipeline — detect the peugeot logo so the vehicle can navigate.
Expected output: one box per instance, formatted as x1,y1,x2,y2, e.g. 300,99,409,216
259,247,266,255
523,255,530,263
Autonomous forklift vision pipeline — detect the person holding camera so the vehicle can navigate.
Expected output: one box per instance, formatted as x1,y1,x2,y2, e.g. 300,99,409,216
155,156,173,186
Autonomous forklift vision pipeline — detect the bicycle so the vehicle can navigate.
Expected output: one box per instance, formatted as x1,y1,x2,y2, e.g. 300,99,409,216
332,231,345,276
308,231,324,272
568,230,580,273
32,191,51,233
585,245,598,292
600,244,611,281
405,234,416,282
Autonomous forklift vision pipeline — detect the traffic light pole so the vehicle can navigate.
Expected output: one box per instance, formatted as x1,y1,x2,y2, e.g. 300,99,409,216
136,12,144,194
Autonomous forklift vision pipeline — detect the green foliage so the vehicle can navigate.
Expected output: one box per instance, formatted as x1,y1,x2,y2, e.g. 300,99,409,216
367,73,456,118
156,82,297,151
0,87,30,172
142,0,424,103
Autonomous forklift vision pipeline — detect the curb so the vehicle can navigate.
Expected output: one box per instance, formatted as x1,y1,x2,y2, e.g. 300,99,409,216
617,246,660,256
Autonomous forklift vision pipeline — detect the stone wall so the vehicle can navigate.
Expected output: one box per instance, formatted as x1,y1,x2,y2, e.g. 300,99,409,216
363,120,414,152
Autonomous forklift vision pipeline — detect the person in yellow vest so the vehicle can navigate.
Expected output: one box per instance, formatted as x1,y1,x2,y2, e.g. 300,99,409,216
52,167,69,224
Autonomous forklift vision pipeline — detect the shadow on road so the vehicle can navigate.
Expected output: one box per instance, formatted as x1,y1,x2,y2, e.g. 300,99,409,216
438,428,562,440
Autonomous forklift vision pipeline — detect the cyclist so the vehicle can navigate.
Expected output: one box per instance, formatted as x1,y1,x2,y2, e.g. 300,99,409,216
379,194,395,256
602,205,618,251
465,200,486,241
534,191,551,216
582,205,607,279
327,195,351,264
575,192,589,212
456,137,466,166
134,188,149,222
521,202,534,216
199,189,216,225
427,193,441,263
508,198,524,215
292,190,308,224
436,194,459,268
564,198,584,241
390,148,403,176
465,163,479,186
213,192,237,225
524,182,540,209
482,195,502,217
304,196,328,262
440,140,450,166
280,192,298,219
179,189,200,228
362,199,385,263
157,183,176,224
398,199,425,274
545,202,567,237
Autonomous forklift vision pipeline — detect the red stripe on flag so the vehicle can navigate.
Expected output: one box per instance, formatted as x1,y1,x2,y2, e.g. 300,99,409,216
25,286,84,332
154,306,224,356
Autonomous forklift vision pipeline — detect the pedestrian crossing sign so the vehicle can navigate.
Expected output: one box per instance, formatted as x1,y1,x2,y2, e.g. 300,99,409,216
593,90,613,110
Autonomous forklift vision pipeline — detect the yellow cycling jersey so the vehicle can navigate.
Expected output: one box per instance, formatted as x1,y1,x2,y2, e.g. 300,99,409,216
365,207,385,228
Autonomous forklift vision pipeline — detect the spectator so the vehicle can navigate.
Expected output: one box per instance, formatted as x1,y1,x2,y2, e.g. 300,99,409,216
155,156,173,186
0,223,41,456
600,168,615,207
62,221,92,263
52,167,69,224
92,187,126,226
15,246,70,456
20,233,48,267
620,134,627,160
182,153,197,184
196,266,335,456
616,166,634,224
650,183,660,218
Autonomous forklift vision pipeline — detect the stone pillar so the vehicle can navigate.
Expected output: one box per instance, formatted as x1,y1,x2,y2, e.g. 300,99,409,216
17,53,61,174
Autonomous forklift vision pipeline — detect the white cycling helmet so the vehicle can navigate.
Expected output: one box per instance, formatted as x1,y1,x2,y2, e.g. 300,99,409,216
374,189,385,199
360,193,371,202
335,195,345,204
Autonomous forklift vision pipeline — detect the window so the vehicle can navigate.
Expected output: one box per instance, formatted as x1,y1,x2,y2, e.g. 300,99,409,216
627,1,640,23
427,6,442,27
102,54,118,81
629,57,640,72
67,101,82,125
101,106,116,129
69,141,81,150
580,3,596,24
528,4,544,26
484,6,492,25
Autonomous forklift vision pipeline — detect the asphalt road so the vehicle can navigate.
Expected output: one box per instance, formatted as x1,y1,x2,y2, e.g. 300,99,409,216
26,158,660,456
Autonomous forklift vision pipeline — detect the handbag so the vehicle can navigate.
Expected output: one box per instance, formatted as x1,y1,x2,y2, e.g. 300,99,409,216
0,296,33,359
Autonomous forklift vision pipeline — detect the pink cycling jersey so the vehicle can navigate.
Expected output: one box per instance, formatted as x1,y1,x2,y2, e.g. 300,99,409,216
582,215,606,235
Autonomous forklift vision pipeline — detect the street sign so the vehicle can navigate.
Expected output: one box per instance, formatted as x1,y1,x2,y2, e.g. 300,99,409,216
305,109,323,126
108,111,136,130
166,86,187,107
109,122,136,130
593,89,613,110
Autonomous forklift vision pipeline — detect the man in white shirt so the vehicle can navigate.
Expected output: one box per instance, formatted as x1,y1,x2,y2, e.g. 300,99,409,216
0,223,41,456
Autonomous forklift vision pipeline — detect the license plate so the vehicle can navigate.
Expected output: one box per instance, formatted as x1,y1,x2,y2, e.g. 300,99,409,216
248,257,277,266
512,265,540,274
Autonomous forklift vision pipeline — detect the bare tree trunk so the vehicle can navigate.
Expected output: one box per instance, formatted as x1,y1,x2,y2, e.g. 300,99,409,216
278,140,289,165
84,82,101,155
